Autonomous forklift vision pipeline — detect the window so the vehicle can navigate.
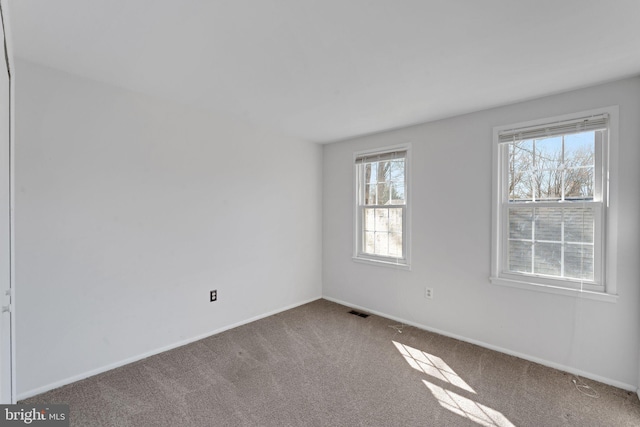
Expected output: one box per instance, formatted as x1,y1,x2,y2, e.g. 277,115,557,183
491,108,616,299
354,145,410,268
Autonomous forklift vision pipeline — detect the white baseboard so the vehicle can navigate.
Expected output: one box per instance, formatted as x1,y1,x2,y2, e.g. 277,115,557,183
322,295,637,392
18,296,322,401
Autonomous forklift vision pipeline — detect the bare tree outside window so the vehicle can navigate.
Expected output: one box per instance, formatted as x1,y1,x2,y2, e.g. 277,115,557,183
508,132,595,202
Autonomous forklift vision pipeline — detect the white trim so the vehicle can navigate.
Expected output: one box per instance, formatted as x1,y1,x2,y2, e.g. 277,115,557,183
17,296,322,400
352,256,412,271
489,276,617,303
322,296,635,392
603,107,618,296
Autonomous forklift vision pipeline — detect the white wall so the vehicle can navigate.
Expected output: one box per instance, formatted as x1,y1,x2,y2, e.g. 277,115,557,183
15,60,323,397
323,77,640,389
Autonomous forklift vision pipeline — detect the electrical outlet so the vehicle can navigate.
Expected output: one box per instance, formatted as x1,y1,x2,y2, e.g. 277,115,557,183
425,287,433,299
210,290,217,302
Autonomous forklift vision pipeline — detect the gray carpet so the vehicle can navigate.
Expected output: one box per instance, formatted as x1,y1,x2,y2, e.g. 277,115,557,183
21,299,640,426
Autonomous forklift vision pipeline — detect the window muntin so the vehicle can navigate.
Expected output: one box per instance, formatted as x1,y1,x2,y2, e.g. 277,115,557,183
493,112,610,294
355,147,409,266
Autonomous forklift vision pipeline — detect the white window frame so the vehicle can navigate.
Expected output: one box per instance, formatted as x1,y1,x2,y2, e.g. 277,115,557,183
490,107,618,302
353,144,411,269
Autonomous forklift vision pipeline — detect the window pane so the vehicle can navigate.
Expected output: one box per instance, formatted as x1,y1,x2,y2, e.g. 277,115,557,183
390,159,405,204
365,184,376,205
564,207,594,243
389,160,405,182
389,232,403,257
534,242,561,276
509,141,534,201
364,231,375,254
374,232,389,255
389,208,403,233
564,167,594,200
364,163,376,205
363,208,375,232
375,208,389,232
533,137,562,201
534,136,562,169
377,183,390,205
508,240,532,273
565,244,594,280
389,182,405,204
377,161,391,182
509,168,534,201
508,207,532,240
365,163,377,184
511,140,533,166
534,208,562,242
535,169,562,200
564,132,594,200
564,132,594,168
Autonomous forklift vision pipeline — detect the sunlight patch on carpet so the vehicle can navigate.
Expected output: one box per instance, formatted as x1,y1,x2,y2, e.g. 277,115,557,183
392,340,475,393
393,340,515,427
423,380,515,427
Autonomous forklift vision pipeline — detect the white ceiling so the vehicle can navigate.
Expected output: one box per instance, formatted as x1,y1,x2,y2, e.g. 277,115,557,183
9,0,640,143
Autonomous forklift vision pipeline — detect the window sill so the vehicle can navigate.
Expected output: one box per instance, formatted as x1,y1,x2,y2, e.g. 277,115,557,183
490,276,617,303
352,256,411,271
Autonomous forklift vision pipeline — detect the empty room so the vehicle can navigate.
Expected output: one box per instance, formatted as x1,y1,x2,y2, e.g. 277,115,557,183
1,1,640,426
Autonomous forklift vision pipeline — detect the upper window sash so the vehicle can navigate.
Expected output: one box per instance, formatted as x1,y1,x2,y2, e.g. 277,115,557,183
500,128,605,204
357,155,407,207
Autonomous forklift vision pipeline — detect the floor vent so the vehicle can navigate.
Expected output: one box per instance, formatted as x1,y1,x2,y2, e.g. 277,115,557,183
348,310,370,318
